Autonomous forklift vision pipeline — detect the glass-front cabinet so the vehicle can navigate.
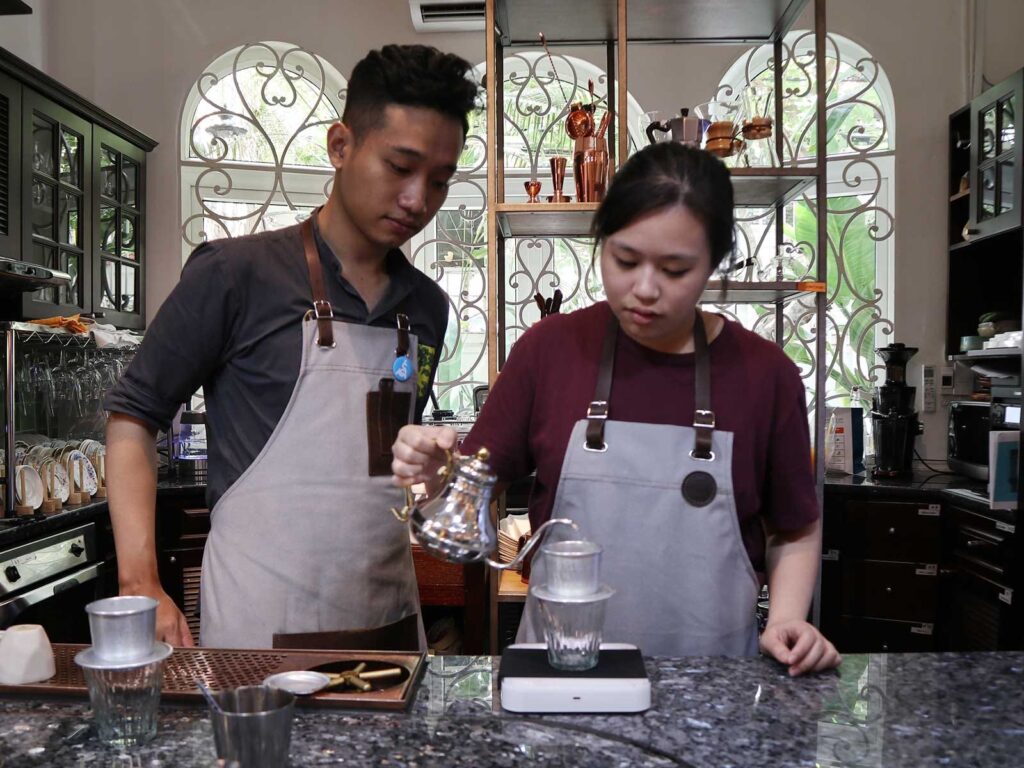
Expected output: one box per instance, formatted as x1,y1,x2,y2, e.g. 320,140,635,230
93,127,146,327
0,46,155,329
970,69,1022,240
22,91,91,317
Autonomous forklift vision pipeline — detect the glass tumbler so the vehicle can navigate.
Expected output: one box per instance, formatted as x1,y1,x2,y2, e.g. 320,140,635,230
83,659,165,747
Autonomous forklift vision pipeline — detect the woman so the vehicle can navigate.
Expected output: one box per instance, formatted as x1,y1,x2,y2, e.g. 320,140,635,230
392,143,840,675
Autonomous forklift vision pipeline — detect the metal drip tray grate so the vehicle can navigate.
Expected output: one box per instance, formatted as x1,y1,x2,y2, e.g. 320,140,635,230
0,644,426,711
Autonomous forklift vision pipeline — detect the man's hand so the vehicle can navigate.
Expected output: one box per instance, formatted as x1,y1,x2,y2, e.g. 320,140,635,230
127,582,195,647
760,619,840,676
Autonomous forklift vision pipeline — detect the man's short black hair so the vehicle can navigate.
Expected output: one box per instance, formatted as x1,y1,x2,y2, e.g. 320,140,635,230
343,44,479,140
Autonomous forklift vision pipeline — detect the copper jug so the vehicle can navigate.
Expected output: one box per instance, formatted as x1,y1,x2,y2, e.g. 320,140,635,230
573,136,609,203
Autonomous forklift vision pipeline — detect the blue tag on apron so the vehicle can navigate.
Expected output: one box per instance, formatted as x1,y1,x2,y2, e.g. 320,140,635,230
392,355,413,382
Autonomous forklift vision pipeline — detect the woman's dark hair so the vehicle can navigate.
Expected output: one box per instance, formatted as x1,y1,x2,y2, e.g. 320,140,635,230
343,44,480,140
591,143,736,272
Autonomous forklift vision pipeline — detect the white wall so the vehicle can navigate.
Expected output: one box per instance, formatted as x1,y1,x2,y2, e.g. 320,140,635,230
0,0,48,69
12,0,1024,460
34,0,485,335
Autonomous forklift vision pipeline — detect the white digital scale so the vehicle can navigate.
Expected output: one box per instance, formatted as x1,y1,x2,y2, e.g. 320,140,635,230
498,643,651,714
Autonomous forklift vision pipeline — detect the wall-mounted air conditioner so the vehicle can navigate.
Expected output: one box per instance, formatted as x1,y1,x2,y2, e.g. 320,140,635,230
409,0,485,33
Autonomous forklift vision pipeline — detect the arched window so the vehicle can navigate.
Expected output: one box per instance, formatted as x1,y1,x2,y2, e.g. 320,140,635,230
714,32,896,416
179,41,347,252
409,52,645,412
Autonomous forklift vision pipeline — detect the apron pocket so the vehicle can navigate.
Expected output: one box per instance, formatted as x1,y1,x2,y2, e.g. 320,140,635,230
366,378,412,476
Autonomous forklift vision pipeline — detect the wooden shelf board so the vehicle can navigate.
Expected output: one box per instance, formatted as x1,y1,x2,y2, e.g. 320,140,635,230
730,168,817,207
950,350,1021,362
496,203,600,238
702,280,823,305
495,0,809,45
496,170,816,237
498,569,529,602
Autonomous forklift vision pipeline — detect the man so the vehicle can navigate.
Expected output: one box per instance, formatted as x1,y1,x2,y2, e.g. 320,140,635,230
104,45,478,649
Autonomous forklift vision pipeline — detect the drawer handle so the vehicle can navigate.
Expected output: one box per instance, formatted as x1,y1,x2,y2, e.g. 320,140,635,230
965,539,991,548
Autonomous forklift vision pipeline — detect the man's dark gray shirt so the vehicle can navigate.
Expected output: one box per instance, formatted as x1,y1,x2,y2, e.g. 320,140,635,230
104,216,449,510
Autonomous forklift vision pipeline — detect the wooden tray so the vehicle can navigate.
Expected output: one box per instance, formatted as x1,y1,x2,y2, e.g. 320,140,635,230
0,644,426,711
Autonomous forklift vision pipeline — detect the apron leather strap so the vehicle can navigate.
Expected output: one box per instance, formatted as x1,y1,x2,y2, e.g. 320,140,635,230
301,217,335,348
586,309,715,459
585,312,619,450
691,311,715,460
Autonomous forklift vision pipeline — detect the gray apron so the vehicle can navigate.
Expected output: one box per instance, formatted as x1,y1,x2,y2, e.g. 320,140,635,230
518,312,760,657
199,220,424,649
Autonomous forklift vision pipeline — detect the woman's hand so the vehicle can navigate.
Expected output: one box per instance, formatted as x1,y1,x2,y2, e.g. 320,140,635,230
391,425,458,490
760,619,841,676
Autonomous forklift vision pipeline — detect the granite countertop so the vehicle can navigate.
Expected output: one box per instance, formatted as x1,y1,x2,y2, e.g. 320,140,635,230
0,651,1021,767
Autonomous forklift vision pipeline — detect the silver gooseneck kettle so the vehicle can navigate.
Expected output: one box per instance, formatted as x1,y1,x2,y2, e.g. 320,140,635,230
391,447,577,567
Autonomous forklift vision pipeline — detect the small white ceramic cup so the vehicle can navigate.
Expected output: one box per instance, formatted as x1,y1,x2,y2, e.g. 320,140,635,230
0,624,56,685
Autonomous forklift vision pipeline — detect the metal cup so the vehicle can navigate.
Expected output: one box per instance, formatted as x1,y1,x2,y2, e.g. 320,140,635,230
210,685,295,768
542,540,602,597
85,596,157,663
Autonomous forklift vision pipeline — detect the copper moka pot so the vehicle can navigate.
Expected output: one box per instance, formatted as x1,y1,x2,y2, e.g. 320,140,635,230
391,448,577,567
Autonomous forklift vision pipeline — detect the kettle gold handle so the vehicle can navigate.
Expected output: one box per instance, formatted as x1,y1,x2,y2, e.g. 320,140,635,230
389,448,455,523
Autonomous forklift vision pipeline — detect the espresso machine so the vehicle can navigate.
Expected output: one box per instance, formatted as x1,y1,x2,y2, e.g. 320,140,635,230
871,343,923,477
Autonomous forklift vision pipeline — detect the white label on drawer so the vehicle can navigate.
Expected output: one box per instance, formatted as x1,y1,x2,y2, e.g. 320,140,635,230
918,504,941,517
910,623,934,635
999,588,1013,605
996,521,1015,534
915,564,938,576
821,549,840,561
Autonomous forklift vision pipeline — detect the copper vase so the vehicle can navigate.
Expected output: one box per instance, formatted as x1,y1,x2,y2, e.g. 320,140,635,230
573,136,609,203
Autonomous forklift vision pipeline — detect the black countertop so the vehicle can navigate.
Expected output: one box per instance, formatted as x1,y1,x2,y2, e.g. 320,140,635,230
0,480,206,549
0,651,1020,767
824,468,999,513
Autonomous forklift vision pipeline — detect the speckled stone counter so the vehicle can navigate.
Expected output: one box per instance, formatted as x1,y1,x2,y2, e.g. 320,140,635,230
1,651,1021,767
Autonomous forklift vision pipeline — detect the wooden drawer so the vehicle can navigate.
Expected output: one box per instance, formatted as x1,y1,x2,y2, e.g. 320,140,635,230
842,500,942,561
840,559,939,623
837,615,936,653
949,506,1017,579
946,564,1019,650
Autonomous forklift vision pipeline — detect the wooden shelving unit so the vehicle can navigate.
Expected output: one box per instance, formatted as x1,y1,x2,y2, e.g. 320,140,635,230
484,0,830,651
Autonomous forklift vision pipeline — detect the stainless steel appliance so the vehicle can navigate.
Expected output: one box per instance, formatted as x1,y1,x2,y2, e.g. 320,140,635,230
0,523,114,642
947,401,992,480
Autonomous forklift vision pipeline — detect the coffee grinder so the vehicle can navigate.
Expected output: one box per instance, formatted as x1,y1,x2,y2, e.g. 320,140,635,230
871,343,923,477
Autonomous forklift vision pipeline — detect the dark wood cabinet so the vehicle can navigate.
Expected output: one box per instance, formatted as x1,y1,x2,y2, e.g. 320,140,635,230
823,485,1023,652
969,70,1022,240
0,47,155,328
92,127,146,328
945,69,1024,358
822,497,941,652
20,90,91,319
944,502,1021,650
0,69,21,263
